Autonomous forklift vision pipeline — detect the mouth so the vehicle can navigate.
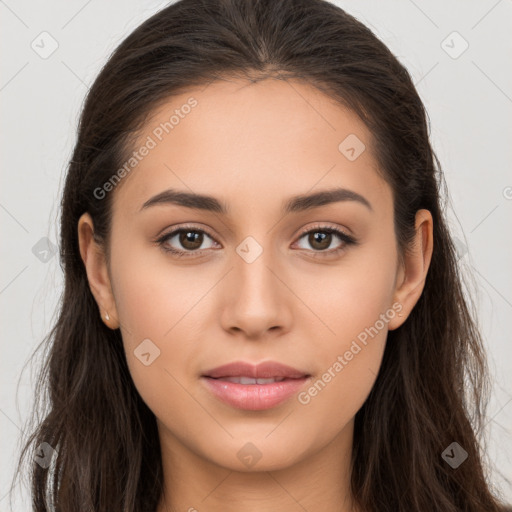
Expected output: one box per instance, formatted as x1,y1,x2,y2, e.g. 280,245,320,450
208,376,291,384
200,361,311,410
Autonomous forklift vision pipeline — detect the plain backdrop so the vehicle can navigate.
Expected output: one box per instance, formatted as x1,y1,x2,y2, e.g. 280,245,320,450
1,0,511,509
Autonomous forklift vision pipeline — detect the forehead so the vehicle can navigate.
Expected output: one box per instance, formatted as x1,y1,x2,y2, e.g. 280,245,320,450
111,78,390,220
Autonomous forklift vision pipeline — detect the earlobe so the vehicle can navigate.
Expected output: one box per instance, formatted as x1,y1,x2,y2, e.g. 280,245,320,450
77,212,120,329
388,209,434,331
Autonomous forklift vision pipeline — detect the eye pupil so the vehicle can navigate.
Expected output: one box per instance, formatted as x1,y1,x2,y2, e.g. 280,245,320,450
309,231,331,250
180,230,202,250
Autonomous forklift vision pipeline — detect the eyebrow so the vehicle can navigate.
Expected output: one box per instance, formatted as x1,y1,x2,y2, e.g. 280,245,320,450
139,187,373,214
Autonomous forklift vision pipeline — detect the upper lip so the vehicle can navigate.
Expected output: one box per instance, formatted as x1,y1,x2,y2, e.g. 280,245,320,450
202,361,310,379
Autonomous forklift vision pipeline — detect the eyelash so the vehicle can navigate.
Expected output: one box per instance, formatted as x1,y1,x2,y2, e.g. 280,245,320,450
155,223,358,259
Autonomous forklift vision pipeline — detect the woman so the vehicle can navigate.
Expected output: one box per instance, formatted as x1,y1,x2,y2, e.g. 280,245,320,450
11,0,511,510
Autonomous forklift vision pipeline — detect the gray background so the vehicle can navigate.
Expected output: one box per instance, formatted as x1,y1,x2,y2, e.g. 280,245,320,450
1,0,511,509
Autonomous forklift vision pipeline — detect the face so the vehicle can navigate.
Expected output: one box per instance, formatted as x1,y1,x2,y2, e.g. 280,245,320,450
79,78,432,474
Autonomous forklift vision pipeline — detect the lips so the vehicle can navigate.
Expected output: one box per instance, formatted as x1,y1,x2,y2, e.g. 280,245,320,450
201,361,311,410
202,361,309,380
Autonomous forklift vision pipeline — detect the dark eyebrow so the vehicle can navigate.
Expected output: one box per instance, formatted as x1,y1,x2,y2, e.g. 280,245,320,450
283,187,373,213
139,187,373,214
140,189,227,213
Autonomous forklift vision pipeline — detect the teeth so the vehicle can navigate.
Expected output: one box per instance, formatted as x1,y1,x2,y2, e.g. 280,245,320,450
221,376,287,384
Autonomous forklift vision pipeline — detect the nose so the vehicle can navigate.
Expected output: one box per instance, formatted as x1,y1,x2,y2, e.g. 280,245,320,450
219,242,293,340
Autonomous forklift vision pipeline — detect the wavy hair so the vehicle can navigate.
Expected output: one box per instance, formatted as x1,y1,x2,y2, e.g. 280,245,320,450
11,0,511,510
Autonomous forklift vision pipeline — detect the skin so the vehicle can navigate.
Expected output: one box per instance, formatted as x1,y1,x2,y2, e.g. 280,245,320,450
78,78,433,512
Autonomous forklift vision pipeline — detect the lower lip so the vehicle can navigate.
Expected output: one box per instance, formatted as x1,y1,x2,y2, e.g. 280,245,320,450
201,376,310,411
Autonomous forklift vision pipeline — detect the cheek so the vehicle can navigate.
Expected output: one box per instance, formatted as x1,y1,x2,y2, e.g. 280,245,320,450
291,236,397,423
111,239,207,341
294,294,389,441
293,232,398,346
108,240,229,399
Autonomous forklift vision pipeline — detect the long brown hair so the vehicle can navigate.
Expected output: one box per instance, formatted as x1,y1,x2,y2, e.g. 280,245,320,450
10,0,511,510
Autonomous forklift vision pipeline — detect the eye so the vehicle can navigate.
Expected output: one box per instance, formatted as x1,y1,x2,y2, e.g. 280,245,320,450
293,224,358,255
156,225,218,258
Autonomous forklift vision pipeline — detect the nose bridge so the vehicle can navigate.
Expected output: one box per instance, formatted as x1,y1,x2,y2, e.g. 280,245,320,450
220,232,290,335
233,233,279,301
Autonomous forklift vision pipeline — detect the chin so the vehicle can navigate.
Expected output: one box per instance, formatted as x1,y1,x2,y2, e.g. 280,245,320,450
200,437,309,473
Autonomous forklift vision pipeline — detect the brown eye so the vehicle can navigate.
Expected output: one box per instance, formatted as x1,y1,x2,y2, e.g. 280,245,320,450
307,231,333,251
295,226,357,254
178,230,204,250
156,226,218,257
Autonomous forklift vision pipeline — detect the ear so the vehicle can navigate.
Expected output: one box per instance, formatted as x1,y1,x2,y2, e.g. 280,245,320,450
388,208,434,330
77,212,119,329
